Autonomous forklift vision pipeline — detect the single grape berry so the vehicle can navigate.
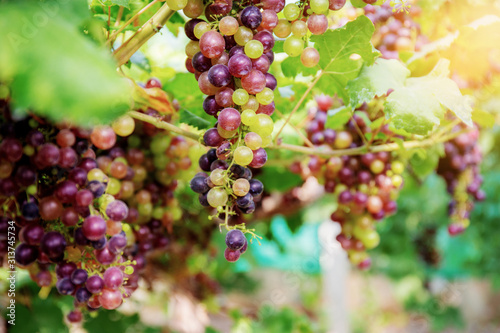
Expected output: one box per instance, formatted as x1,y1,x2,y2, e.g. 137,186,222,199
225,229,246,250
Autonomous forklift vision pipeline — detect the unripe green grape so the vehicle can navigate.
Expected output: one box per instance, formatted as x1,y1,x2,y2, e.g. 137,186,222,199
88,168,107,182
359,230,380,249
217,124,237,139
107,178,121,195
233,89,249,105
210,168,226,186
234,146,254,166
252,114,274,136
284,36,304,57
167,0,188,11
153,155,168,169
207,187,228,207
244,40,264,59
232,178,250,196
194,22,211,40
348,250,368,265
242,95,259,112
171,206,182,220
241,109,257,126
219,16,239,36
291,20,307,37
124,266,134,275
370,160,385,174
234,26,253,46
310,0,329,13
392,174,403,188
23,145,34,156
98,194,115,211
256,87,274,105
274,19,291,38
284,3,300,21
244,132,262,150
185,40,200,58
300,47,320,68
138,202,153,216
112,115,135,137
153,206,164,219
261,135,272,148
391,161,404,174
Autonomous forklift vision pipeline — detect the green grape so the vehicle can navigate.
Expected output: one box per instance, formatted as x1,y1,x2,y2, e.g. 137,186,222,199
392,175,403,188
244,40,264,59
150,136,170,154
233,89,249,105
210,168,226,186
234,146,254,166
370,160,385,174
232,178,250,196
88,168,107,182
244,132,262,150
234,26,253,46
27,184,37,196
185,40,200,58
391,161,404,174
124,266,134,275
241,109,257,126
291,20,307,37
359,230,380,249
98,194,115,211
107,178,121,195
138,202,153,216
242,95,259,111
152,206,164,219
112,115,135,137
310,0,329,13
261,135,272,148
166,0,188,11
194,22,211,39
207,187,228,207
252,114,274,136
274,19,291,38
283,36,304,57
256,87,274,105
217,124,237,139
171,206,183,220
153,155,168,169
348,250,368,265
284,3,301,21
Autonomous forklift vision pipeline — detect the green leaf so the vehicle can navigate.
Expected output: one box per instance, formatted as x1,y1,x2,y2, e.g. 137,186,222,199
259,166,303,192
179,109,212,130
325,107,351,129
472,109,496,129
311,15,379,102
410,143,444,178
273,40,284,53
111,0,130,8
166,12,185,36
0,1,132,126
281,55,320,78
384,59,473,135
347,58,410,108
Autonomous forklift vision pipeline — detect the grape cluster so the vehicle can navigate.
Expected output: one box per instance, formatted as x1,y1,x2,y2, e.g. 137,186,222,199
295,95,405,268
364,2,427,60
1,78,192,323
436,123,485,236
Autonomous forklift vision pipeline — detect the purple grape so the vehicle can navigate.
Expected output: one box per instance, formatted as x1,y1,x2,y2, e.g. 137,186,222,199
240,6,262,29
15,165,36,186
210,159,228,170
21,202,40,221
91,236,107,250
190,176,210,194
56,261,77,278
27,130,45,146
68,167,88,187
225,229,246,250
199,192,210,206
224,35,236,50
0,138,23,162
228,54,252,78
264,51,274,64
87,180,105,198
54,180,78,203
265,73,277,90
192,52,212,72
198,154,211,171
253,30,274,52
71,269,88,285
338,190,353,204
40,231,67,259
208,64,231,87
108,235,127,254
21,223,44,245
37,143,60,167
15,243,38,266
74,227,89,246
78,157,97,172
56,278,75,295
249,179,264,196
82,215,107,241
94,246,116,265
249,148,267,168
184,19,205,41
75,287,92,303
228,46,245,58
203,95,222,116
59,147,78,168
86,275,104,294
103,266,124,289
106,200,129,222
203,128,224,147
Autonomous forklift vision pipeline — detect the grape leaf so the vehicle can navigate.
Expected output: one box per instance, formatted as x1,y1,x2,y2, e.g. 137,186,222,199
111,0,131,8
310,15,380,102
347,59,410,108
325,107,351,130
259,166,303,192
384,59,473,135
281,55,320,78
179,109,211,130
0,1,132,126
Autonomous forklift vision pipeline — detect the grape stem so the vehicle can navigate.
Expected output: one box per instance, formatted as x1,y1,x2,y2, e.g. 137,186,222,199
107,0,159,46
113,3,174,67
273,73,323,143
127,110,467,158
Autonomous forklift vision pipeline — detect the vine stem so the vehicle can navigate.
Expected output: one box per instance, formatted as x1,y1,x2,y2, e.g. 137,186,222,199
113,3,174,67
128,110,466,158
273,72,323,143
128,111,200,141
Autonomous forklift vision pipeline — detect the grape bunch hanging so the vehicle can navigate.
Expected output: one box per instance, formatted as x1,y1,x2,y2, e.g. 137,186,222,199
183,0,350,261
